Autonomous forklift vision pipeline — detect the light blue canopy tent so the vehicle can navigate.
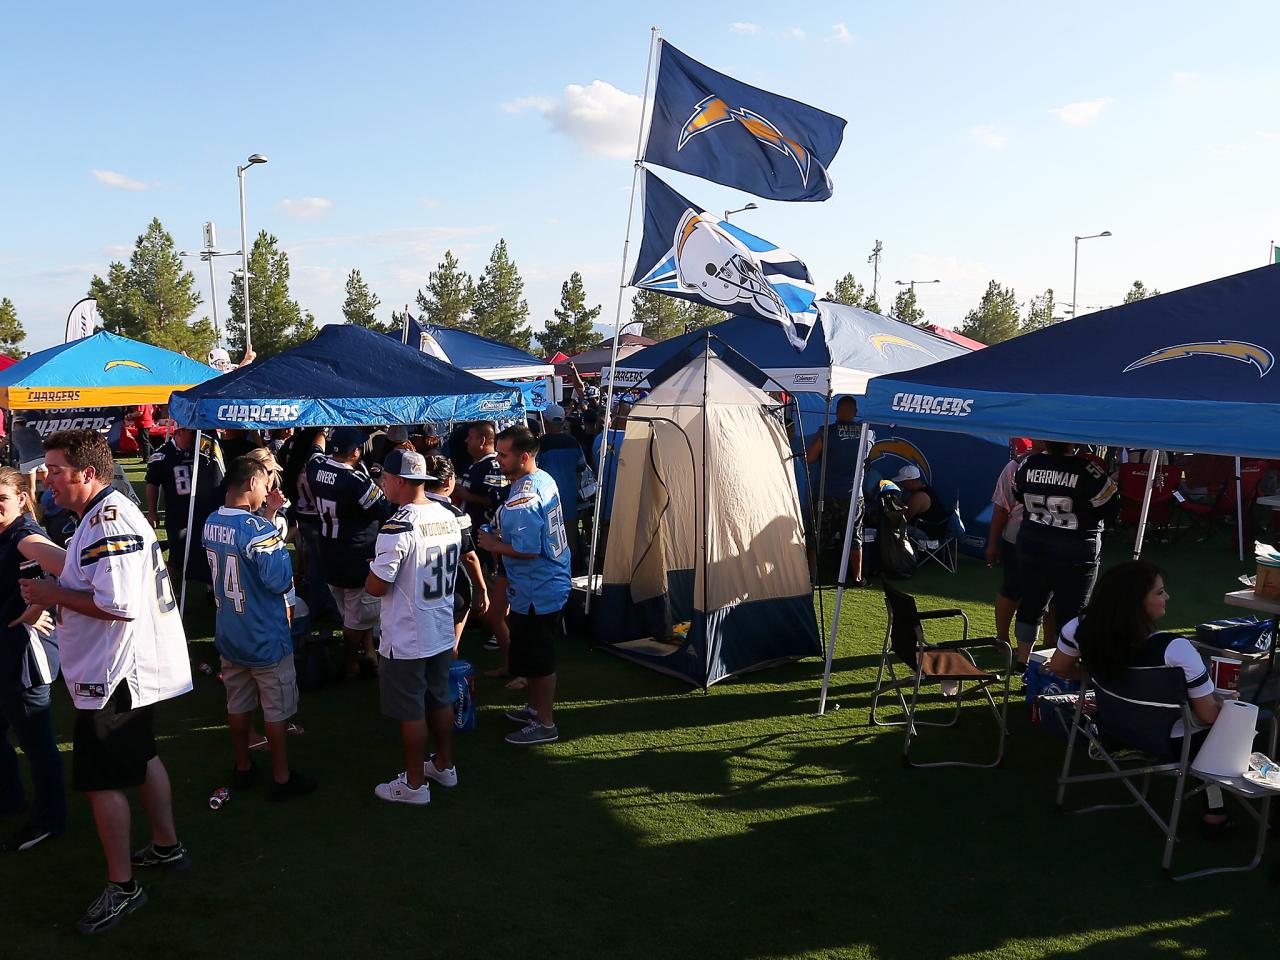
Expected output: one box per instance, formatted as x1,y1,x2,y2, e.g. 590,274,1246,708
818,265,1280,712
389,319,553,410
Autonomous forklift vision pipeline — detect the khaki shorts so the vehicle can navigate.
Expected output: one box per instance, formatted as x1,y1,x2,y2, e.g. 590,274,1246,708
329,585,381,631
221,654,299,723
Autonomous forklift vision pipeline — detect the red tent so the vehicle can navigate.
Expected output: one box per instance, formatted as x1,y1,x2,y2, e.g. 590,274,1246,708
0,354,18,371
923,324,987,350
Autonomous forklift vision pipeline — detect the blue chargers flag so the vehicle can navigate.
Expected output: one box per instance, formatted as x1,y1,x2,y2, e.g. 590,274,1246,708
643,41,846,202
630,171,819,350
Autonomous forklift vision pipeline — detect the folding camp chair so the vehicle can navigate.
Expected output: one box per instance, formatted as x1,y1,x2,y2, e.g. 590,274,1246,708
870,582,1012,768
1054,665,1276,880
1118,463,1181,543
1174,458,1263,546
912,500,965,573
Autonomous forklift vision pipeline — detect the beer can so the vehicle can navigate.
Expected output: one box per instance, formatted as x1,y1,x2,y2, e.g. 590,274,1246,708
209,787,230,810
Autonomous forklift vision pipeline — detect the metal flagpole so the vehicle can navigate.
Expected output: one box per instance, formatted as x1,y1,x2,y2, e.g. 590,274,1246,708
584,25,660,614
178,429,203,618
1132,450,1161,560
818,422,871,714
1235,456,1245,562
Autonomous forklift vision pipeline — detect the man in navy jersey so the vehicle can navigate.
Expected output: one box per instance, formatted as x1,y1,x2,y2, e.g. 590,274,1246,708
477,426,571,746
806,396,874,582
144,427,224,585
305,427,395,676
203,457,315,800
1012,440,1119,656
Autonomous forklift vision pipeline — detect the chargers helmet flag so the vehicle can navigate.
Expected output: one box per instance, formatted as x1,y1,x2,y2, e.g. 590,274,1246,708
643,41,847,202
630,171,820,350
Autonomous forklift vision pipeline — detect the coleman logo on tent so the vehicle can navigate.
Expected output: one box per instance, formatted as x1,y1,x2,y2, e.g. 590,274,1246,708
792,373,818,385
479,400,510,411
215,403,302,422
28,390,81,403
890,393,973,417
1122,340,1274,377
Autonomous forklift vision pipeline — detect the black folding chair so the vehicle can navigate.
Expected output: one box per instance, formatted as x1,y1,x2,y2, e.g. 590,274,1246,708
1054,665,1275,879
870,582,1012,768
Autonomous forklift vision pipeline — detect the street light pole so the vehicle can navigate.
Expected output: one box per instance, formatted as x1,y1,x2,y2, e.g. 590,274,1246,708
724,202,758,220
867,240,883,303
180,223,242,348
1071,230,1112,320
236,153,268,349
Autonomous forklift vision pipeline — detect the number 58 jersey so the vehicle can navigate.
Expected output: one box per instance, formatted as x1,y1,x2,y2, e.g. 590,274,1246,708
1013,451,1118,552
58,488,192,710
370,500,463,660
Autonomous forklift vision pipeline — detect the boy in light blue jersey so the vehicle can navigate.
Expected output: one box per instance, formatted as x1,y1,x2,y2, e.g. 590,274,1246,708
202,456,316,801
477,427,571,746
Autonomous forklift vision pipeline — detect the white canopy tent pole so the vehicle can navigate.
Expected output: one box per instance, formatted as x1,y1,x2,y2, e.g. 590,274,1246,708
178,429,202,618
585,26,660,614
1236,456,1245,562
1131,450,1160,560
818,422,871,715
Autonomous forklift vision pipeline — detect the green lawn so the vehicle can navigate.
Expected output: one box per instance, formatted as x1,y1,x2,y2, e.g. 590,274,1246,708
2,463,1275,958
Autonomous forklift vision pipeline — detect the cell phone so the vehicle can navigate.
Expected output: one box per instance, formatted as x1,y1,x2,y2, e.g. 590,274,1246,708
18,559,42,580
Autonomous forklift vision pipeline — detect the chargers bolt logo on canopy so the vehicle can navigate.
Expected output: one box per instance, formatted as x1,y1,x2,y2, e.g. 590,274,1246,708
1122,340,1273,377
103,359,153,373
868,436,932,482
869,334,938,361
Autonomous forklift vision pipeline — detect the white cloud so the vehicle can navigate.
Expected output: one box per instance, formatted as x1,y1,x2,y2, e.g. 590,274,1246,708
277,197,333,220
1050,97,1114,126
968,124,1007,149
1257,130,1280,141
103,244,133,257
503,80,643,158
729,22,760,35
1171,71,1200,91
91,169,149,191
1210,143,1248,157
829,23,853,44
418,197,440,209
784,27,806,40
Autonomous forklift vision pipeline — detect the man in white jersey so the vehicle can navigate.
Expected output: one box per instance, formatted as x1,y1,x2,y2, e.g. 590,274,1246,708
365,449,463,805
21,430,191,935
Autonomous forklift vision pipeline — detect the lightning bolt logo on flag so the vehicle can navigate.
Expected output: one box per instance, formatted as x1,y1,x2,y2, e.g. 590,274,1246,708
644,41,846,202
630,171,819,350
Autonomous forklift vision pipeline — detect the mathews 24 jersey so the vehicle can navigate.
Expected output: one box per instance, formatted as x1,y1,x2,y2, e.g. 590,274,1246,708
202,506,295,667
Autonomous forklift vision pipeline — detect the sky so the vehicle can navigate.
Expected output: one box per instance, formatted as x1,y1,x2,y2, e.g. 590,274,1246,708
3,1,1279,354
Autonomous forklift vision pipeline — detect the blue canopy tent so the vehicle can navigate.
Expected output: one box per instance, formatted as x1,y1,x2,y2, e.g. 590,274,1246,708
170,323,524,429
818,264,1280,712
168,324,524,614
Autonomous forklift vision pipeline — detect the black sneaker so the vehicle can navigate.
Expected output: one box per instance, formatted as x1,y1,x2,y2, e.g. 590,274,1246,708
232,762,258,789
76,882,147,934
269,770,318,802
2,822,59,852
131,841,190,870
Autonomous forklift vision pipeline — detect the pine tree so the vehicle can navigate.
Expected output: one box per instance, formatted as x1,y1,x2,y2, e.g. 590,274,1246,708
0,298,26,357
1122,280,1160,304
863,292,882,315
225,231,312,357
471,239,532,350
960,280,1021,345
823,272,866,307
415,250,475,332
88,217,214,357
890,286,925,326
1022,288,1056,333
342,269,388,332
630,290,683,341
538,271,602,356
676,301,725,332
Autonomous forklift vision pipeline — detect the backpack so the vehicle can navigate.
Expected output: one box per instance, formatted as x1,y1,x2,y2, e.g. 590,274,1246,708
877,488,917,579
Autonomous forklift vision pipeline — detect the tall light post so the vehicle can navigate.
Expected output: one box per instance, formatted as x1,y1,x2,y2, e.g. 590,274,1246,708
893,279,939,322
179,221,241,346
724,202,757,220
1071,230,1111,320
867,240,883,304
236,153,268,348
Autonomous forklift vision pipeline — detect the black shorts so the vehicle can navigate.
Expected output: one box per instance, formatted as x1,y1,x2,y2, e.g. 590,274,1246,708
73,684,157,792
998,538,1022,601
508,608,563,679
454,569,474,621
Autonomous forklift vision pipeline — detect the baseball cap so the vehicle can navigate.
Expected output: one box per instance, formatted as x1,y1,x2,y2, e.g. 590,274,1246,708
893,464,922,483
330,426,368,455
387,425,409,443
383,448,431,481
544,402,566,423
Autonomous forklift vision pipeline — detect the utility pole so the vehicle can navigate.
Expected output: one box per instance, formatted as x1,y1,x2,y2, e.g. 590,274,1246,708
867,240,883,303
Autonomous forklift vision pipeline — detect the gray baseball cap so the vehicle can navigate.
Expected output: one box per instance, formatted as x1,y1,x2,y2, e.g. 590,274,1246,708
383,448,431,481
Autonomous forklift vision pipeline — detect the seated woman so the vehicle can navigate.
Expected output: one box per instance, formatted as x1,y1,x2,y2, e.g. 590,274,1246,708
1049,560,1231,836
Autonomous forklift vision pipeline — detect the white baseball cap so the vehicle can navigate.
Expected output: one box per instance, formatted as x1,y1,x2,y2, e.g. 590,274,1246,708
894,465,922,483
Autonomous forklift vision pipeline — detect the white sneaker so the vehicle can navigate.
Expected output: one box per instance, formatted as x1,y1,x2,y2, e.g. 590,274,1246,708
424,756,458,788
374,773,430,805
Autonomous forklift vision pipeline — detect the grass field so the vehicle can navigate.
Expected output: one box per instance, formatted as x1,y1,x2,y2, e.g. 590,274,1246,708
2,462,1276,958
